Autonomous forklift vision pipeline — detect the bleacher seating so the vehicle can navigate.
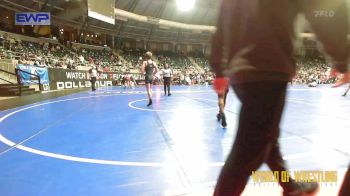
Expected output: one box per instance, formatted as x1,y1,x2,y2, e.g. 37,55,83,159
0,31,339,86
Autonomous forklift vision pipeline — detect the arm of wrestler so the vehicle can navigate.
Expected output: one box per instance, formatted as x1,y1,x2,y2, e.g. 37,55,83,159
141,61,146,75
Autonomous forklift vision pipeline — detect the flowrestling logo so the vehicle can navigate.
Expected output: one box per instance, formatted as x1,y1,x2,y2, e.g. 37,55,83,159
15,12,51,25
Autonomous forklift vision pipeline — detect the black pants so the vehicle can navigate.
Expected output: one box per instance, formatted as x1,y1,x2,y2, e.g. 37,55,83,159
91,77,96,91
163,77,171,94
214,81,296,196
339,165,350,196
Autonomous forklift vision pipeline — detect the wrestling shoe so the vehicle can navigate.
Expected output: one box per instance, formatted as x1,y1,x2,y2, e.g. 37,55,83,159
216,113,221,121
221,112,227,128
147,99,152,107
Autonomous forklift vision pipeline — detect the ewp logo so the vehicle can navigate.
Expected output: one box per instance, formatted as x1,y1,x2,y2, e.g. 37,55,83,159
15,12,51,25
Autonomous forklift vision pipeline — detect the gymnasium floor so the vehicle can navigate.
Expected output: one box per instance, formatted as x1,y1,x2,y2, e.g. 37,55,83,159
0,85,349,196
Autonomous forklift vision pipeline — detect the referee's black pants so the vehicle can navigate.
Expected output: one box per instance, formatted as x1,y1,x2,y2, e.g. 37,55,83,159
163,77,171,95
91,77,96,91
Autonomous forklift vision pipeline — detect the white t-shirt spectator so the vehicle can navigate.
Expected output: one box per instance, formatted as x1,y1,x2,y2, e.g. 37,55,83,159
79,55,84,63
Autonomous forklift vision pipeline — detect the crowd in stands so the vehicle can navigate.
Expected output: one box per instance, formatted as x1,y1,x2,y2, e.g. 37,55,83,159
157,51,192,69
193,57,210,71
122,49,144,68
293,57,340,85
0,33,125,71
0,33,343,86
171,71,214,85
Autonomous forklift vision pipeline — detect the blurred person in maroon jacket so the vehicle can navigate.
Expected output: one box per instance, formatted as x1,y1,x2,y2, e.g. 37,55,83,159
210,0,349,195
339,167,350,196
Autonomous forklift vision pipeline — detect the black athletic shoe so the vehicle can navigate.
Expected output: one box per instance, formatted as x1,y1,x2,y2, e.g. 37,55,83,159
221,113,227,128
168,93,172,96
147,99,152,107
283,182,319,196
343,93,347,97
216,113,221,121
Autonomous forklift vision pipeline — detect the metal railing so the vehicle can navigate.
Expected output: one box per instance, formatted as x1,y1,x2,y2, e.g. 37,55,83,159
0,68,42,95
0,68,16,84
0,68,21,95
15,68,42,92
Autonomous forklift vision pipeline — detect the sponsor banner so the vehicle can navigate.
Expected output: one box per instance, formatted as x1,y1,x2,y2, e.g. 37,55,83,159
16,64,49,86
48,68,127,90
55,80,113,90
15,12,51,26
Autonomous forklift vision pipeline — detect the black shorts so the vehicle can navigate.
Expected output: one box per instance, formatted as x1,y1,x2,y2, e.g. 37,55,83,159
145,76,153,84
163,77,171,85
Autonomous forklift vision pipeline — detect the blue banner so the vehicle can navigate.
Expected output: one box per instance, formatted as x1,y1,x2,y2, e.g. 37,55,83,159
16,64,49,85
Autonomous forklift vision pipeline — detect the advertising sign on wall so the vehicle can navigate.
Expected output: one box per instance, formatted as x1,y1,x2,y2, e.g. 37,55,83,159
48,68,124,90
15,12,51,25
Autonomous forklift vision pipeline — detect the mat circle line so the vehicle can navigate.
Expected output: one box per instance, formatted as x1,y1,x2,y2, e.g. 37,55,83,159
0,95,223,167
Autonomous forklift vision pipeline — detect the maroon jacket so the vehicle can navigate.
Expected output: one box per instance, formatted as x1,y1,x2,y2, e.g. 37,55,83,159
210,0,349,84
